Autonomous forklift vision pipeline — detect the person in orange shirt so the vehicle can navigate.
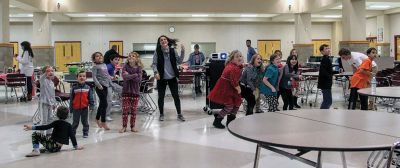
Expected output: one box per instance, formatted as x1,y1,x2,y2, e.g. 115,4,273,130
348,48,377,110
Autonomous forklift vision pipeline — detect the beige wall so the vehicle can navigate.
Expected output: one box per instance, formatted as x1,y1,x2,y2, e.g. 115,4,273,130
390,13,400,57
366,17,377,37
10,22,332,62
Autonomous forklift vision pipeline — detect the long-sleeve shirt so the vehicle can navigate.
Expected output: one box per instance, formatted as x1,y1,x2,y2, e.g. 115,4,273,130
32,120,78,147
92,63,112,88
247,47,257,63
16,51,34,77
240,65,261,91
151,47,185,79
318,55,333,89
122,64,142,97
106,63,116,76
280,65,300,89
39,74,56,106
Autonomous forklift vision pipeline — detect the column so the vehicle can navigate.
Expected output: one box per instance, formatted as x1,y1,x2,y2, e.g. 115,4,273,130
293,13,313,65
340,0,369,52
376,15,390,57
0,0,13,70
32,12,54,67
332,21,343,56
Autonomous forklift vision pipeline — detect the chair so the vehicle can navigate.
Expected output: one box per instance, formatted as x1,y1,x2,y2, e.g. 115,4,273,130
178,71,195,99
5,74,27,103
367,140,400,168
138,77,157,114
53,76,70,107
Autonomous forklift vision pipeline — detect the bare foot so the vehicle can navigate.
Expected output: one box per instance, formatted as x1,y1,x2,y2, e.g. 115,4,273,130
119,127,127,133
131,128,139,132
102,123,110,130
96,120,102,128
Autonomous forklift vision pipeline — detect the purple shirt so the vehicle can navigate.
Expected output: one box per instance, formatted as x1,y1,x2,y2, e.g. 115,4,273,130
122,64,142,97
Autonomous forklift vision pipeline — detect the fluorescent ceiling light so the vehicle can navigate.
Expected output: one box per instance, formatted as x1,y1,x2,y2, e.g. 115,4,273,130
241,14,258,17
140,14,158,17
192,14,208,17
323,15,341,18
9,5,16,8
28,14,33,17
87,14,106,17
368,5,391,9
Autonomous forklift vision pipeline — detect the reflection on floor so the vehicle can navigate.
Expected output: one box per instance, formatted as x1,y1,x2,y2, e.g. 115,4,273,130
0,83,392,168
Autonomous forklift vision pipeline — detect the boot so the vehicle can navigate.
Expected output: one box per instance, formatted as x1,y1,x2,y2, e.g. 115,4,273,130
213,114,225,129
226,114,236,126
294,96,301,108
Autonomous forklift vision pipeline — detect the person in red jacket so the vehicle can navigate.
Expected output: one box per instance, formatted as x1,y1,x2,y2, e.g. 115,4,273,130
69,71,95,138
208,50,244,129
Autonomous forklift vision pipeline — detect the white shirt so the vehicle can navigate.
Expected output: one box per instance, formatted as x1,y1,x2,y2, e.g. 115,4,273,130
16,51,34,76
347,52,377,68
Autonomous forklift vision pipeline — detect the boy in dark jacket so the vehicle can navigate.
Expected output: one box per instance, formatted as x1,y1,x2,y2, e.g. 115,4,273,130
317,44,333,109
24,106,83,157
69,71,95,138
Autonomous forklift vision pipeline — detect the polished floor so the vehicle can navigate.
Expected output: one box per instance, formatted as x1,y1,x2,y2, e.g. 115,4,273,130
0,82,393,168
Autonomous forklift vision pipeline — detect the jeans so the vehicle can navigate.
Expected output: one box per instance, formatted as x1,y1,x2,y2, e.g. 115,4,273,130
320,89,332,109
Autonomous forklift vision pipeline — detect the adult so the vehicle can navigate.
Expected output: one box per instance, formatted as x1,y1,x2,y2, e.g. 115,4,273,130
152,35,185,122
15,41,34,101
240,54,263,115
317,44,333,109
338,48,377,72
188,44,205,94
104,45,119,64
246,40,257,63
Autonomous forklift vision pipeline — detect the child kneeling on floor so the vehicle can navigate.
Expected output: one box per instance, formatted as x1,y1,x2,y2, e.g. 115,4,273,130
24,106,83,157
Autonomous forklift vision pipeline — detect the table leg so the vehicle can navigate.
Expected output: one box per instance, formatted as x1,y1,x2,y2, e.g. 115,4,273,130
316,151,322,168
341,152,347,168
254,144,261,168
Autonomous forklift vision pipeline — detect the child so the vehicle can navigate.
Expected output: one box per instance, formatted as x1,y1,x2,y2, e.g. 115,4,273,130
120,52,143,133
24,106,83,157
348,48,377,110
240,54,263,115
208,50,243,129
39,66,57,136
317,44,333,109
92,52,112,130
280,55,302,110
105,54,121,121
260,54,281,112
69,70,95,138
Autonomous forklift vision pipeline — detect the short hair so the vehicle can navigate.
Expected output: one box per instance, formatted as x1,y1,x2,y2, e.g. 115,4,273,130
319,44,329,52
91,52,103,61
76,70,86,77
109,54,119,62
338,48,351,56
41,65,52,73
194,44,199,49
246,39,251,43
56,106,69,120
366,47,377,55
274,50,282,55
269,54,279,64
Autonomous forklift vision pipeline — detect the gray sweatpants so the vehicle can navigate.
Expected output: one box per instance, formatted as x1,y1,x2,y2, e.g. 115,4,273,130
39,103,53,135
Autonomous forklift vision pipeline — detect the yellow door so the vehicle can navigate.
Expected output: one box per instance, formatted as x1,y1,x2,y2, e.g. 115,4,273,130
266,40,281,59
10,42,19,69
257,40,267,61
109,41,123,63
313,40,331,56
397,36,400,60
55,42,81,72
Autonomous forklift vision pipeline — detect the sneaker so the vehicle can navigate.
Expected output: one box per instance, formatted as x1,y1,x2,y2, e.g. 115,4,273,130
25,150,40,157
39,147,46,153
106,116,113,121
177,115,185,122
159,115,164,121
83,134,88,138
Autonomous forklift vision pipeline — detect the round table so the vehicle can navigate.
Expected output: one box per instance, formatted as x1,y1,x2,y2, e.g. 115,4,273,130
358,87,400,99
228,109,400,168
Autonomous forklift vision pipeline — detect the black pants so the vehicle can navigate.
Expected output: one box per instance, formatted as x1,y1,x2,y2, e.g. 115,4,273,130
240,85,256,115
195,74,201,89
72,108,89,135
26,76,32,95
280,88,294,110
157,77,181,115
348,88,368,110
95,86,108,122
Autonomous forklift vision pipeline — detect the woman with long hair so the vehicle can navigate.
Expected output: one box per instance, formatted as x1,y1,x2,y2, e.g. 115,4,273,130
15,41,34,101
151,35,186,122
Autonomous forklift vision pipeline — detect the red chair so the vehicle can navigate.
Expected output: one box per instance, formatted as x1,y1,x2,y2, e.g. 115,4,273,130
178,71,195,98
5,74,27,103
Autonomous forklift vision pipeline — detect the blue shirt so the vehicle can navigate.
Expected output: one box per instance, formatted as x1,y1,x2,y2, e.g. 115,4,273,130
247,47,256,63
259,64,279,96
106,63,115,76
